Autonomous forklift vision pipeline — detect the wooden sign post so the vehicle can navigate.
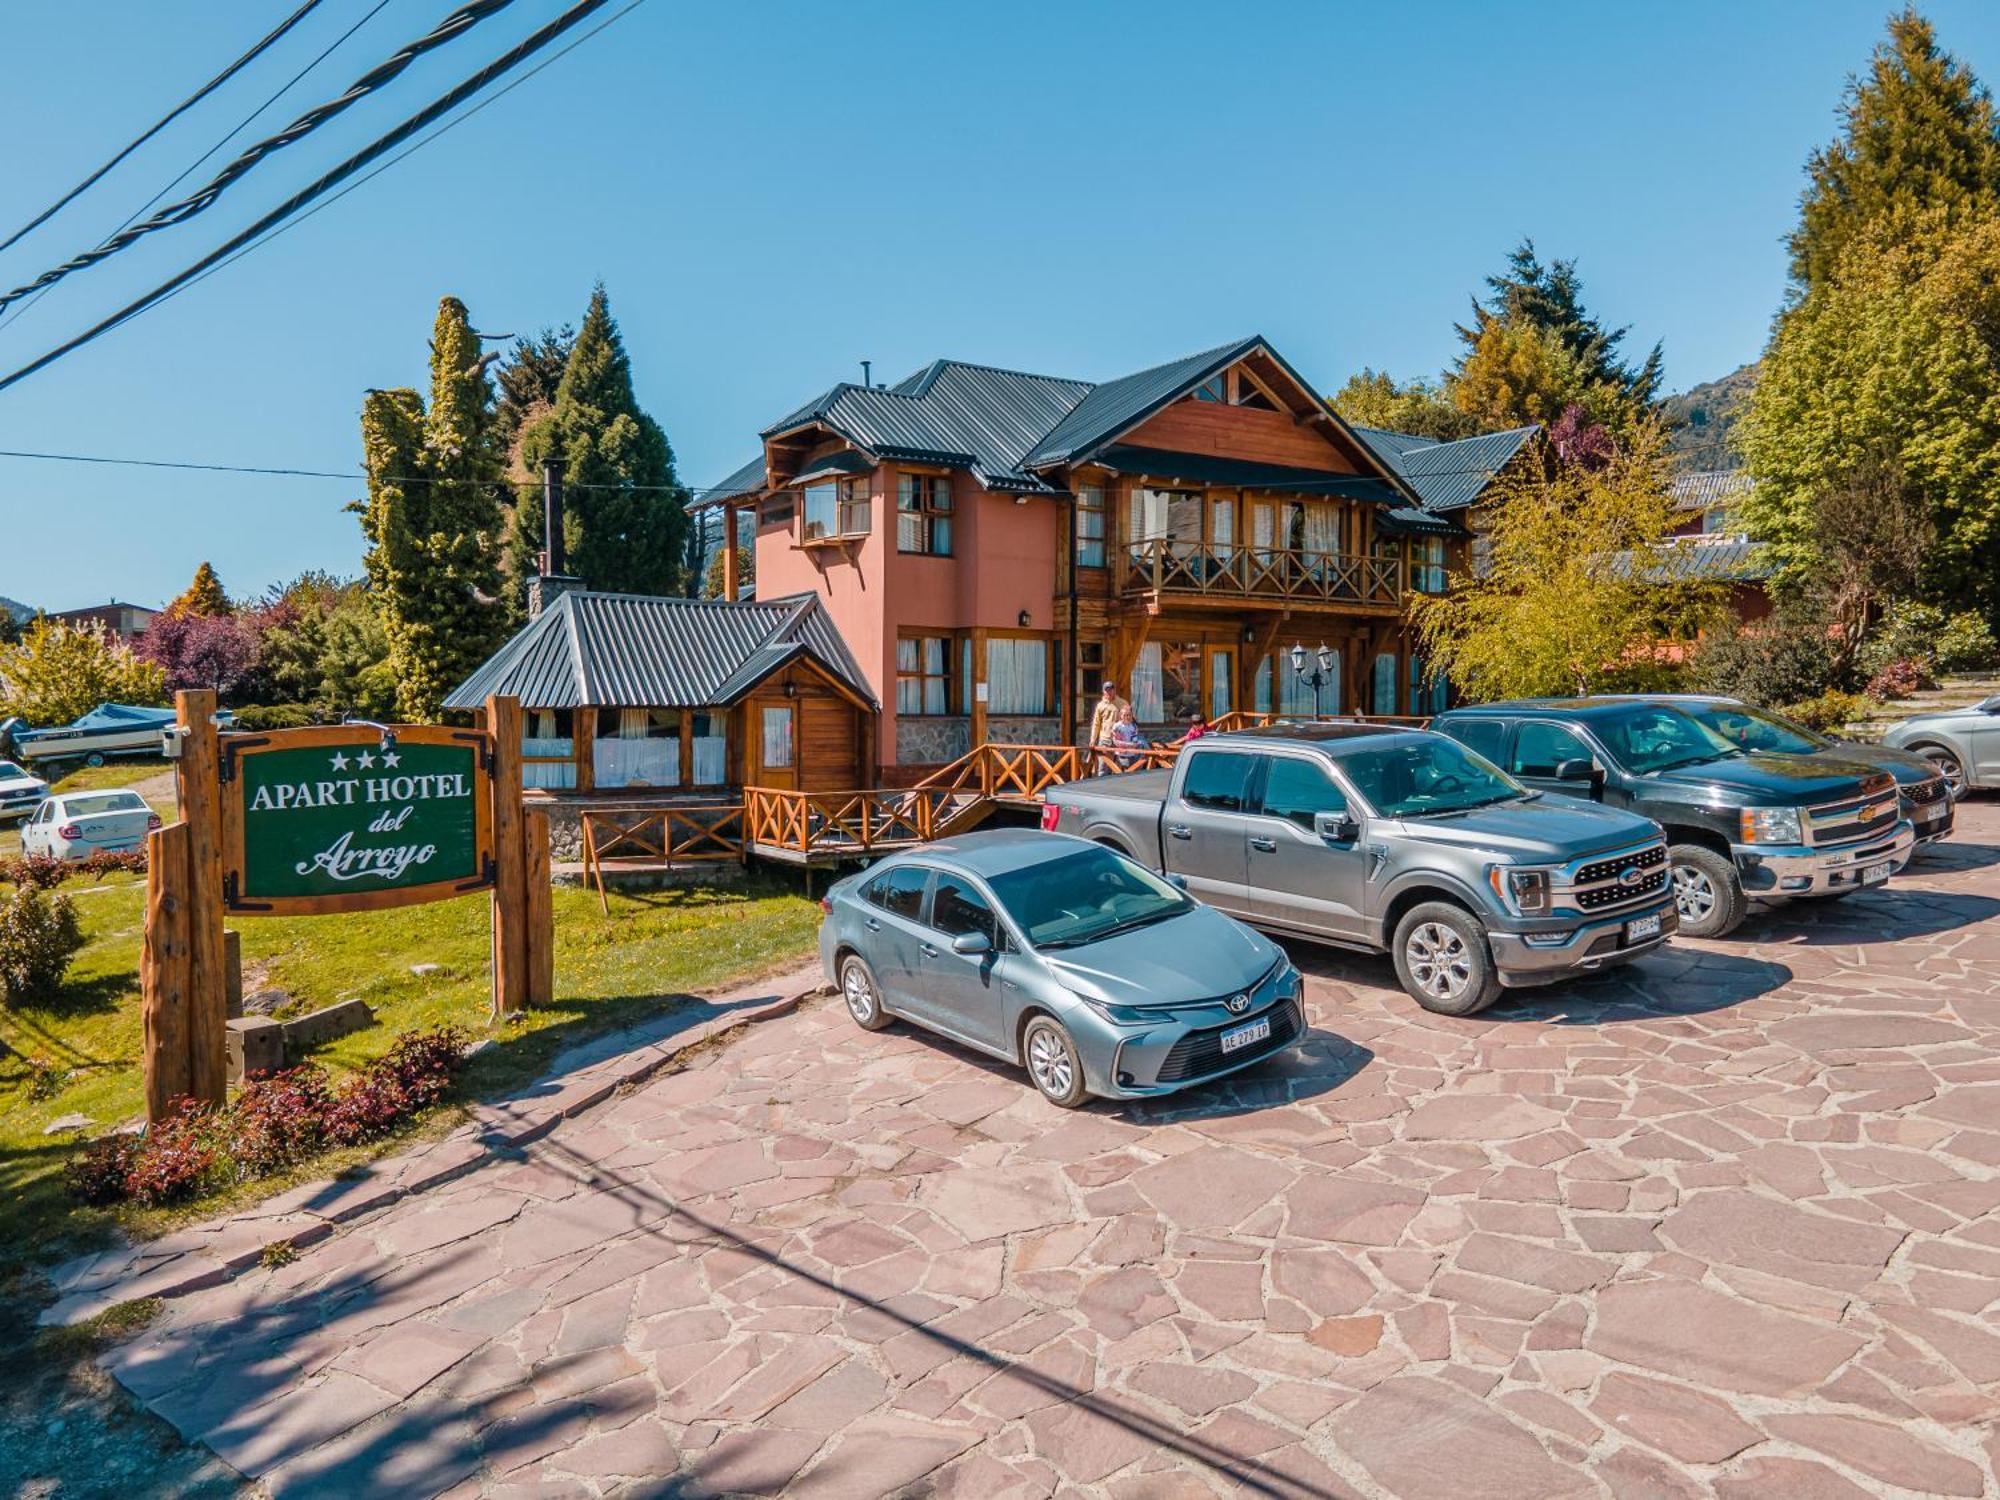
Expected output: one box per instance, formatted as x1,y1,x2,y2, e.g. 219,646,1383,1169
139,692,549,1123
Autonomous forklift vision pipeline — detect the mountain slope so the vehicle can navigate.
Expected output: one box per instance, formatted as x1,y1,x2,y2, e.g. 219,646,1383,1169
1662,362,1757,471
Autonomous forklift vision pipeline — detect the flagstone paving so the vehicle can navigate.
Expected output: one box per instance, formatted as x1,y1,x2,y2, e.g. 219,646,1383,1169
95,802,2000,1497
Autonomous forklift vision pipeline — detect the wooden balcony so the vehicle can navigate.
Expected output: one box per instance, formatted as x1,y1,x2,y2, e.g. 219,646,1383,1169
1118,539,1404,610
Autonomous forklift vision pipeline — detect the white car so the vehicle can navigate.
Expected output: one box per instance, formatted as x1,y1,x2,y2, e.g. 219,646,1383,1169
0,759,49,822
19,790,160,860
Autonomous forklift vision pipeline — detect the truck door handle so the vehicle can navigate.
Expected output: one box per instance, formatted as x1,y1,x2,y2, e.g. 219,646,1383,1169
1167,824,1192,839
864,918,881,932
1249,836,1277,853
920,943,939,958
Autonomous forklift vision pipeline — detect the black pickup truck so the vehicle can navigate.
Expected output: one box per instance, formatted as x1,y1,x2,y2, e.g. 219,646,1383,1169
1432,699,1915,938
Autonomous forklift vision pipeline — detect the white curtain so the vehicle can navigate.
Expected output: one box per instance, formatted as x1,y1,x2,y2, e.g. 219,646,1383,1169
988,639,1049,714
522,734,574,790
1132,642,1164,721
1253,656,1272,713
1373,652,1398,714
1302,503,1339,559
692,713,727,784
761,707,793,768
1208,649,1234,717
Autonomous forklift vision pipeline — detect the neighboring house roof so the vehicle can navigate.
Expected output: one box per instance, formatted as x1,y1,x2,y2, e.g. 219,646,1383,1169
698,335,1424,508
444,590,875,712
1352,425,1541,513
1609,536,1772,584
1670,468,1754,514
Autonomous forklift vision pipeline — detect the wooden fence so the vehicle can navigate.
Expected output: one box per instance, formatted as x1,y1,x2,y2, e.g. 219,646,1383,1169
578,802,746,913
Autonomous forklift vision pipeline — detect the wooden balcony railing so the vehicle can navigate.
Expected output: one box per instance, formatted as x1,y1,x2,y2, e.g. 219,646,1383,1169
1120,539,1403,605
742,786,960,857
578,803,745,912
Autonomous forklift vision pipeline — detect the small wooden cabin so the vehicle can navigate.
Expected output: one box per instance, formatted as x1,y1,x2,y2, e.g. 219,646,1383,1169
446,589,878,794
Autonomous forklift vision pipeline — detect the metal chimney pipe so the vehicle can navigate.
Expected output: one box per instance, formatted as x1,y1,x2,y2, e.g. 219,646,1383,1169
541,457,567,577
860,360,871,388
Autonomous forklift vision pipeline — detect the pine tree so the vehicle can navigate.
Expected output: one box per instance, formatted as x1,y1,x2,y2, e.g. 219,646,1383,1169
510,285,688,597
357,296,509,720
1789,8,2000,292
1451,240,1662,418
171,561,231,617
496,324,575,454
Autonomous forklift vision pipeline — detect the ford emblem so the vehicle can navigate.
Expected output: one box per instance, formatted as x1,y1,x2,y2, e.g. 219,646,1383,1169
1618,865,1646,887
1225,994,1252,1014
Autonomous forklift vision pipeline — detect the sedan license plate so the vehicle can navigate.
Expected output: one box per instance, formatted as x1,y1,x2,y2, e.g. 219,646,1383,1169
1860,862,1890,887
1219,1016,1271,1055
1624,912,1662,944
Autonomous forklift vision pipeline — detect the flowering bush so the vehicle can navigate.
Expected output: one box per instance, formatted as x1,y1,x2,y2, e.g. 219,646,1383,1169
2,848,146,889
1865,657,1936,702
78,847,148,879
0,886,86,1006
66,1024,472,1205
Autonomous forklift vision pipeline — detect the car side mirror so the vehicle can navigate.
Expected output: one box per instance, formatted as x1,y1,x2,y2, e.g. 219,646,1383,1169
950,931,992,957
1163,872,1189,891
1314,810,1359,842
1553,758,1595,782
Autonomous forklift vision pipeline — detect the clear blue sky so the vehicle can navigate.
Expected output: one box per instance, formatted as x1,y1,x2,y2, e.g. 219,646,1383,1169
3,0,1996,611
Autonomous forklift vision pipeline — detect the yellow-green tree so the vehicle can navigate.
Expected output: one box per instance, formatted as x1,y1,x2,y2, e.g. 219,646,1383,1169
358,297,508,720
0,617,166,725
1411,426,1722,700
1329,370,1479,441
169,560,230,617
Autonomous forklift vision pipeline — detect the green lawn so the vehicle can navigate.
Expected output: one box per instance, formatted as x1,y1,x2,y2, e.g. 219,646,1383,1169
0,849,821,1277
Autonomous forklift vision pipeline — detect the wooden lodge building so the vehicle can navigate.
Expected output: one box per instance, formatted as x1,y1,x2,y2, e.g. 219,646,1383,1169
452,335,1535,822
695,335,1533,783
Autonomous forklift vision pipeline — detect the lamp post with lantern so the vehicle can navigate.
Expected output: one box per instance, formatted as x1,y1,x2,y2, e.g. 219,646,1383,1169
1289,642,1338,719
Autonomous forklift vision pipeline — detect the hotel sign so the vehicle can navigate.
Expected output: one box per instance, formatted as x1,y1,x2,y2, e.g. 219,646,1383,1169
220,725,494,914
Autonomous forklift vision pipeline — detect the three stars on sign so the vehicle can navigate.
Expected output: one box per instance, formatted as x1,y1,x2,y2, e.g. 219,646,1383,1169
328,748,401,772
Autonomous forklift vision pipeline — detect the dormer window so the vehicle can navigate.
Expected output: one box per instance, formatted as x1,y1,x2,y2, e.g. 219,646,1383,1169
1193,375,1226,403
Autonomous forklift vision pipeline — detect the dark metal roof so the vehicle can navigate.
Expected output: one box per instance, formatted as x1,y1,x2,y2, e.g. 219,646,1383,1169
790,451,873,486
1606,537,1772,584
1092,444,1401,502
444,590,875,712
695,454,769,511
1670,469,1754,513
1376,505,1466,537
1353,425,1540,513
1021,337,1262,469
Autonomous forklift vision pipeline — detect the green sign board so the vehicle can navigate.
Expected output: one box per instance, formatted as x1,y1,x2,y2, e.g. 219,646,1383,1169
223,726,493,914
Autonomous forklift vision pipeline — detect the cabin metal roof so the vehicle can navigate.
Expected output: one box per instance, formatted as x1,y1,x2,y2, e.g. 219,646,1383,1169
1019,337,1264,469
1669,468,1754,514
1352,425,1541,513
444,590,875,712
1090,445,1401,502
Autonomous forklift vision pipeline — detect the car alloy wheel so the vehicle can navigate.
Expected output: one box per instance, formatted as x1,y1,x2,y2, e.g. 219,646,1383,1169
1923,748,1966,797
1028,1026,1074,1097
1404,921,1471,1003
842,962,878,1026
1672,863,1717,924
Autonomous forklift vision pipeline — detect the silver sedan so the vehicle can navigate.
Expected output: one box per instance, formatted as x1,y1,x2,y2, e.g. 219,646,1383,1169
818,829,1304,1107
1881,695,2000,796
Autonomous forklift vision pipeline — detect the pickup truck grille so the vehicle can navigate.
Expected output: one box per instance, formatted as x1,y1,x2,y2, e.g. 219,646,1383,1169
1904,776,1949,807
1155,999,1303,1084
1807,773,1900,848
1567,842,1668,913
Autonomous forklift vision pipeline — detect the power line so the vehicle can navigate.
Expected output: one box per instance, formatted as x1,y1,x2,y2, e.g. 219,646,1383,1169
0,0,327,256
0,0,617,397
0,0,522,315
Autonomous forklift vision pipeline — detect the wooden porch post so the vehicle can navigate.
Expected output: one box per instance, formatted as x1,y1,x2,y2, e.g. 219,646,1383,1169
970,628,988,748
574,706,596,793
722,505,741,601
173,690,228,1106
488,694,529,1016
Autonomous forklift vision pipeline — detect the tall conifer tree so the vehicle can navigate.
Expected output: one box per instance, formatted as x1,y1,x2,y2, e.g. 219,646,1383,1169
510,285,688,597
358,296,508,720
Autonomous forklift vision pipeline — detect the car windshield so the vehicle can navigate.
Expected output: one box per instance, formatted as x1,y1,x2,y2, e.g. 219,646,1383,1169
0,761,27,779
1593,706,1739,772
987,845,1192,950
62,792,148,817
1685,702,1823,755
1338,736,1528,818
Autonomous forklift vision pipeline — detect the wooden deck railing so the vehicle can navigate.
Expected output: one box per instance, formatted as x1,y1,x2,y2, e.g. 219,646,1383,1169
578,803,746,912
1120,539,1403,606
742,786,961,857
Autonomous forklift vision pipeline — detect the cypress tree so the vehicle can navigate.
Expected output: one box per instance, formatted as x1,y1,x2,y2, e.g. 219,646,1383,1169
511,285,688,597
358,296,509,720
170,561,231,617
1789,8,2000,292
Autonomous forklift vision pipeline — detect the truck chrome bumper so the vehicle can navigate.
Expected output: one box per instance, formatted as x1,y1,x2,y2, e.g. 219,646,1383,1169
1488,896,1678,987
1733,820,1915,896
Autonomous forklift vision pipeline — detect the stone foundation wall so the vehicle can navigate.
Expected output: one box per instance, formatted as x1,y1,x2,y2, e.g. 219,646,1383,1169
897,716,971,766
987,716,1063,746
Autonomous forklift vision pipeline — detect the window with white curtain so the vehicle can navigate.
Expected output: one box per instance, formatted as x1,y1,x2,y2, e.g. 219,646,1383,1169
1253,655,1272,713
896,636,951,715
1413,537,1447,593
1076,486,1106,568
1132,642,1164,721
802,483,838,541
1373,652,1398,714
761,706,794,767
987,638,1049,714
691,712,726,784
1208,648,1234,717
595,707,678,787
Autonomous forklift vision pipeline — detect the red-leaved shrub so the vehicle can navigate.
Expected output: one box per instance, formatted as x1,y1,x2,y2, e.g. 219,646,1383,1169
78,848,148,879
65,1024,472,1206
1866,657,1937,701
231,1062,334,1174
123,1101,222,1206
64,1133,141,1205
3,854,67,890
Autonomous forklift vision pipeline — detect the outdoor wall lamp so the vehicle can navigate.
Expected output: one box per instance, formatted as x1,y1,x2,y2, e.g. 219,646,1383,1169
344,719,398,753
1017,610,1032,628
783,682,797,699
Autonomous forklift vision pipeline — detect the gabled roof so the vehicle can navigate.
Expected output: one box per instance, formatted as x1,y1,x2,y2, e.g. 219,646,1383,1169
1352,424,1540,513
1670,469,1754,513
1608,536,1771,584
1020,337,1263,469
444,590,875,712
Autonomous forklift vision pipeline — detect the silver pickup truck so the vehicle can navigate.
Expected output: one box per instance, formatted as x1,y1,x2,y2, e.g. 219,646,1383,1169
1040,723,1678,1015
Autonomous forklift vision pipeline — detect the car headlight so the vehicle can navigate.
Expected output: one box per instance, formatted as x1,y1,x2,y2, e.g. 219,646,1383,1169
1739,807,1802,845
1488,865,1551,914
1075,996,1159,1025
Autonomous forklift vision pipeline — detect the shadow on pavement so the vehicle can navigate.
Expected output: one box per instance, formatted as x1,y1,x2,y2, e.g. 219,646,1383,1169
1490,947,1795,1024
1741,886,2000,945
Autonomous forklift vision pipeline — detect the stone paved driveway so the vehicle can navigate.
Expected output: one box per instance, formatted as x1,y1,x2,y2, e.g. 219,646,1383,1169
104,805,2000,1498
